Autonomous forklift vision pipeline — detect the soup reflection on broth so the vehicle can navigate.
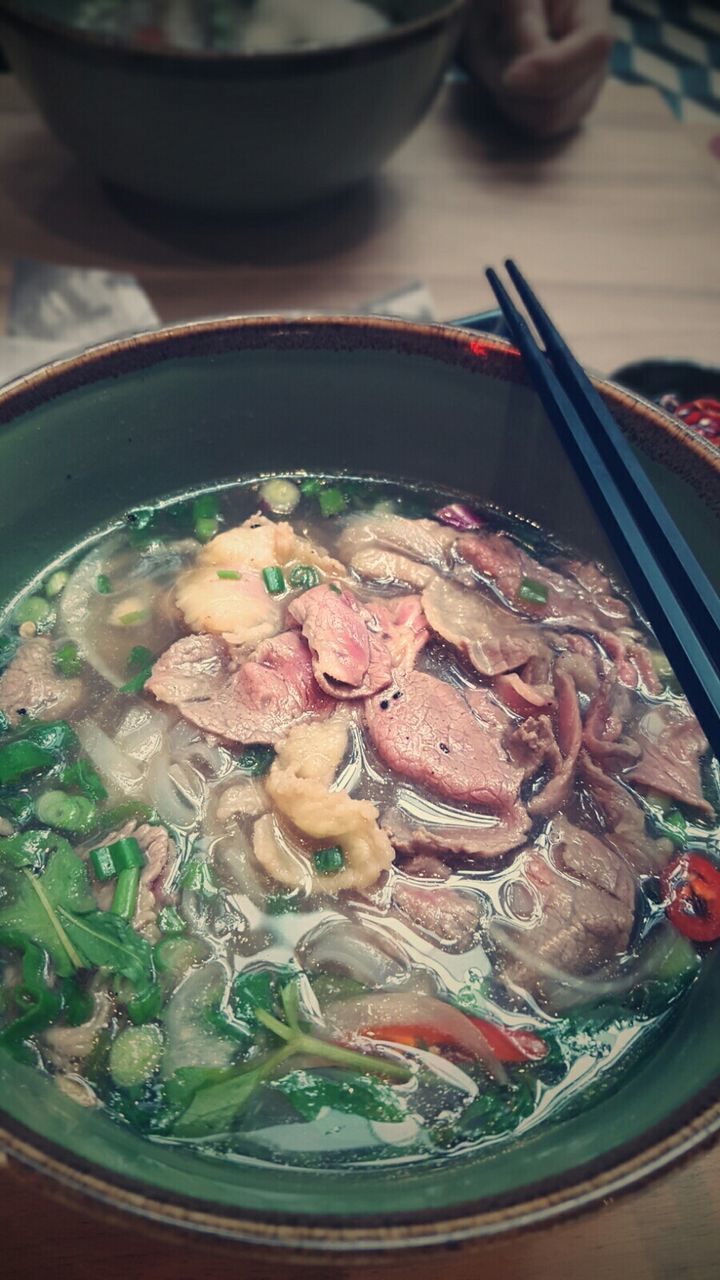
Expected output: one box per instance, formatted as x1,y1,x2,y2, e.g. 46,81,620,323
0,476,718,1168
72,0,391,52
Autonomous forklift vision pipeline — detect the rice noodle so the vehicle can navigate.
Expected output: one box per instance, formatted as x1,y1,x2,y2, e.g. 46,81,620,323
60,540,126,687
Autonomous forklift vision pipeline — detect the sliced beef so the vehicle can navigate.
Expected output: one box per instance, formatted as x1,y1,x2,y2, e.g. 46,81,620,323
288,584,393,699
580,752,672,875
149,630,332,744
528,671,582,817
0,637,82,727
456,532,632,634
583,672,640,766
392,876,483,951
365,670,524,811
501,817,637,999
555,634,602,696
337,513,456,575
350,548,436,590
382,802,531,860
627,702,711,815
584,672,712,815
503,671,582,818
146,633,229,706
422,577,548,677
367,595,429,672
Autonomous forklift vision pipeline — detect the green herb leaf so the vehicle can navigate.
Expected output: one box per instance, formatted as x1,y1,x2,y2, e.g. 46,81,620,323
57,909,154,995
0,838,95,976
272,1068,407,1124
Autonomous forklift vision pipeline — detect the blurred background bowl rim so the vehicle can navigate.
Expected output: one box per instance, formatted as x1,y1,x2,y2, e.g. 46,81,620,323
0,311,719,1254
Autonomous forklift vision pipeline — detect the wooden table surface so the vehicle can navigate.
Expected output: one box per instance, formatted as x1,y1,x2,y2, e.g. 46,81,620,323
1,70,720,1279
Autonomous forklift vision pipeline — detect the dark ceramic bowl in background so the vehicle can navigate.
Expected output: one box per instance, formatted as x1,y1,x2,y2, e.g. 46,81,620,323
0,315,719,1256
0,0,467,212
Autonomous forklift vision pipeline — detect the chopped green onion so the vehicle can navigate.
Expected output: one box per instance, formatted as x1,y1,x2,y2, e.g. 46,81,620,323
110,1025,163,1088
318,488,347,518
288,564,320,591
154,936,201,977
119,665,155,695
14,596,55,629
236,745,275,777
313,845,345,876
662,810,687,848
120,645,155,693
96,574,112,595
158,906,186,936
119,610,148,627
518,577,549,606
193,494,220,543
300,478,322,496
90,846,117,882
0,711,9,736
328,582,342,595
0,741,55,786
54,641,83,678
217,569,241,581
127,645,154,672
45,570,69,599
35,790,97,834
90,836,144,881
112,865,141,920
262,566,285,596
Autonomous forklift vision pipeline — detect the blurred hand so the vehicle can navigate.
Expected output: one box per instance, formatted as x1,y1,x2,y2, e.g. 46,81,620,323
460,0,614,138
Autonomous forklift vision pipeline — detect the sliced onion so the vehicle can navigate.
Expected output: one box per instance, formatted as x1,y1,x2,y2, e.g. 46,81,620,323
77,720,145,797
434,503,485,531
324,992,507,1083
297,919,411,989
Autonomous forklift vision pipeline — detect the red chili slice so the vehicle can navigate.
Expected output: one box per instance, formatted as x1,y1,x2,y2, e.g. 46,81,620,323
361,1016,547,1063
662,853,720,943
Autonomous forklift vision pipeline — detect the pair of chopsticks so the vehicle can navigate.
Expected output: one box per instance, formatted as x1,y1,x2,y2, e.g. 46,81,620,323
485,261,720,759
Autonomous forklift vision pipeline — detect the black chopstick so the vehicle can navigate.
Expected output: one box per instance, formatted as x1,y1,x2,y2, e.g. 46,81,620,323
503,258,720,653
485,264,720,759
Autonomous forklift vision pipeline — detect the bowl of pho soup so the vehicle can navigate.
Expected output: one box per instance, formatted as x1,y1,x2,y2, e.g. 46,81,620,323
0,315,719,1255
0,0,468,211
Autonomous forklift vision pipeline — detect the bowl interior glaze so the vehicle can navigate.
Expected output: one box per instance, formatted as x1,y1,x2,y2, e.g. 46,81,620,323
0,317,719,1251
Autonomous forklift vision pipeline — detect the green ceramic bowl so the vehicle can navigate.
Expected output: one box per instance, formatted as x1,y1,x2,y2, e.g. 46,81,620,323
0,0,467,211
0,316,719,1256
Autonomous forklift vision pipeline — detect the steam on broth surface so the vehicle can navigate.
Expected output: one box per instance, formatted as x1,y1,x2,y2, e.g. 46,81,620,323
0,475,718,1169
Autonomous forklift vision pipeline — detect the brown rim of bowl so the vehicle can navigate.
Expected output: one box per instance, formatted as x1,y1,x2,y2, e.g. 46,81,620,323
0,313,719,1255
0,1,469,73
